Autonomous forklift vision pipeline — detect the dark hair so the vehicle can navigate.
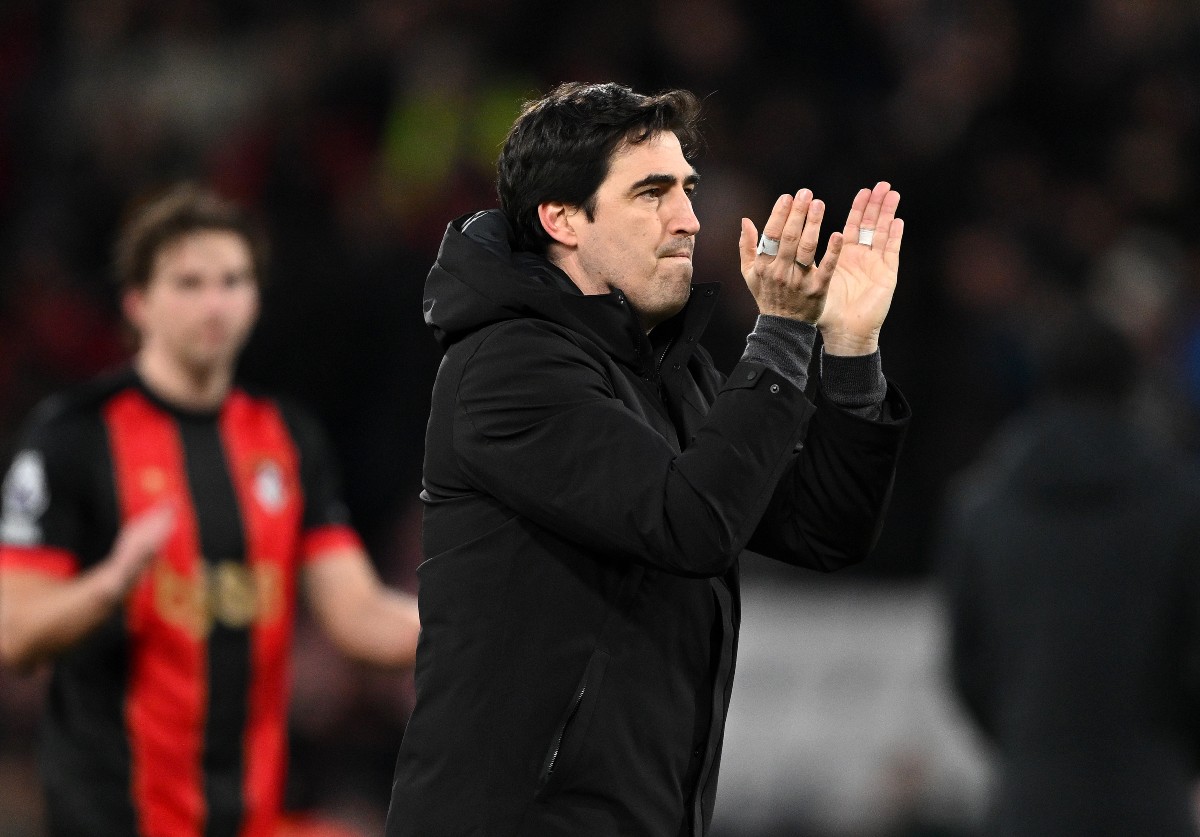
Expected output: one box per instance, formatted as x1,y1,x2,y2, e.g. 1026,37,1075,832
114,182,268,292
497,82,703,254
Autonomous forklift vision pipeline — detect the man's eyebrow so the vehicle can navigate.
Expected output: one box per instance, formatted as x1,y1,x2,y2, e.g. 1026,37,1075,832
627,171,701,193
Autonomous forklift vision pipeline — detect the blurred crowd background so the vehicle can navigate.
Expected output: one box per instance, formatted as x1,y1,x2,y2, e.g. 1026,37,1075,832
1,0,1198,834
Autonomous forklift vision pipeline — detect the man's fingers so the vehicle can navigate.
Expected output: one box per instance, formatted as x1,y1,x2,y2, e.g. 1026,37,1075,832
884,218,904,268
104,503,176,596
752,189,858,285
120,503,177,561
793,196,825,267
857,181,891,240
774,189,814,263
140,505,177,547
734,217,753,266
136,501,177,529
871,190,901,252
759,193,793,251
819,231,845,273
739,217,759,272
842,188,871,238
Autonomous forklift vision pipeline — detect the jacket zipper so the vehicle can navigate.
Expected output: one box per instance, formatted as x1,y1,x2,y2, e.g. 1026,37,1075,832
546,684,587,777
654,337,674,374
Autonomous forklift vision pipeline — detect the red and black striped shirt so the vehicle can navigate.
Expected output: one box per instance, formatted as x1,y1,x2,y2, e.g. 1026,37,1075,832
0,368,362,837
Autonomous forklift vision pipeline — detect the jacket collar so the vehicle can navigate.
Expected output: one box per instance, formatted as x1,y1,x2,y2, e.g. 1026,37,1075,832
551,276,720,372
427,210,721,374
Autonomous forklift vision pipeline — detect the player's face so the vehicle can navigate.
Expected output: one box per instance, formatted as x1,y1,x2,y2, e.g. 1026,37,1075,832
129,230,260,376
572,131,700,330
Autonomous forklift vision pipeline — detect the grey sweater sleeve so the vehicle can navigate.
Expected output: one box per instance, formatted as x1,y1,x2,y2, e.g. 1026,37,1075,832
820,349,887,420
740,315,887,420
740,315,817,392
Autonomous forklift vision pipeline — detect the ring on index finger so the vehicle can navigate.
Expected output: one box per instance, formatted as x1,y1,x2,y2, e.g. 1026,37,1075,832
756,233,780,257
795,259,812,269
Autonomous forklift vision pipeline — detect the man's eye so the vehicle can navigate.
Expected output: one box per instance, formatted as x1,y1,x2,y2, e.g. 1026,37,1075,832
639,189,661,200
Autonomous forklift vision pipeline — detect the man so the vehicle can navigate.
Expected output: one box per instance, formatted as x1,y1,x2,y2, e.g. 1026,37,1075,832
387,82,909,836
0,183,421,837
940,309,1200,836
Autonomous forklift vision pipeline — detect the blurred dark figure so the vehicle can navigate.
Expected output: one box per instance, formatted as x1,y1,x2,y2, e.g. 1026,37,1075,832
938,308,1200,836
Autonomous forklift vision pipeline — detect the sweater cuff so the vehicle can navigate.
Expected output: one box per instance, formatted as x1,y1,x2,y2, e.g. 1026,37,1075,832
820,349,887,418
740,315,817,393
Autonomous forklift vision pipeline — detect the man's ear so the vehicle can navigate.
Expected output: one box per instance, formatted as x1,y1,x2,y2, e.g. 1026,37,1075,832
537,201,581,248
122,289,147,333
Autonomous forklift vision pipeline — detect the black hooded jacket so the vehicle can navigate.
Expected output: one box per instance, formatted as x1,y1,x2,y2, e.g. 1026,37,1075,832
387,211,910,837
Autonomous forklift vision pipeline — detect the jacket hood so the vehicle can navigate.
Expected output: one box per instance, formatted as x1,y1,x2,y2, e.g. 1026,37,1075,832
422,209,718,368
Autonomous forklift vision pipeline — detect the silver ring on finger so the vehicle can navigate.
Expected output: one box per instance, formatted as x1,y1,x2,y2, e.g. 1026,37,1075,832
857,227,875,247
795,258,812,269
756,233,780,257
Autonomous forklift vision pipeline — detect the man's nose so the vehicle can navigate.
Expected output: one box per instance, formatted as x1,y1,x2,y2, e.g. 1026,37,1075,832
203,283,236,312
670,191,700,237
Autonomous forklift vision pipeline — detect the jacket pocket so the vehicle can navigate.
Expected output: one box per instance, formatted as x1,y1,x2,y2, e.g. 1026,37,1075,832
537,648,610,796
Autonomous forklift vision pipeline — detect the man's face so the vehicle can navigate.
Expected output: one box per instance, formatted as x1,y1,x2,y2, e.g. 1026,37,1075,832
571,131,700,330
127,230,259,377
